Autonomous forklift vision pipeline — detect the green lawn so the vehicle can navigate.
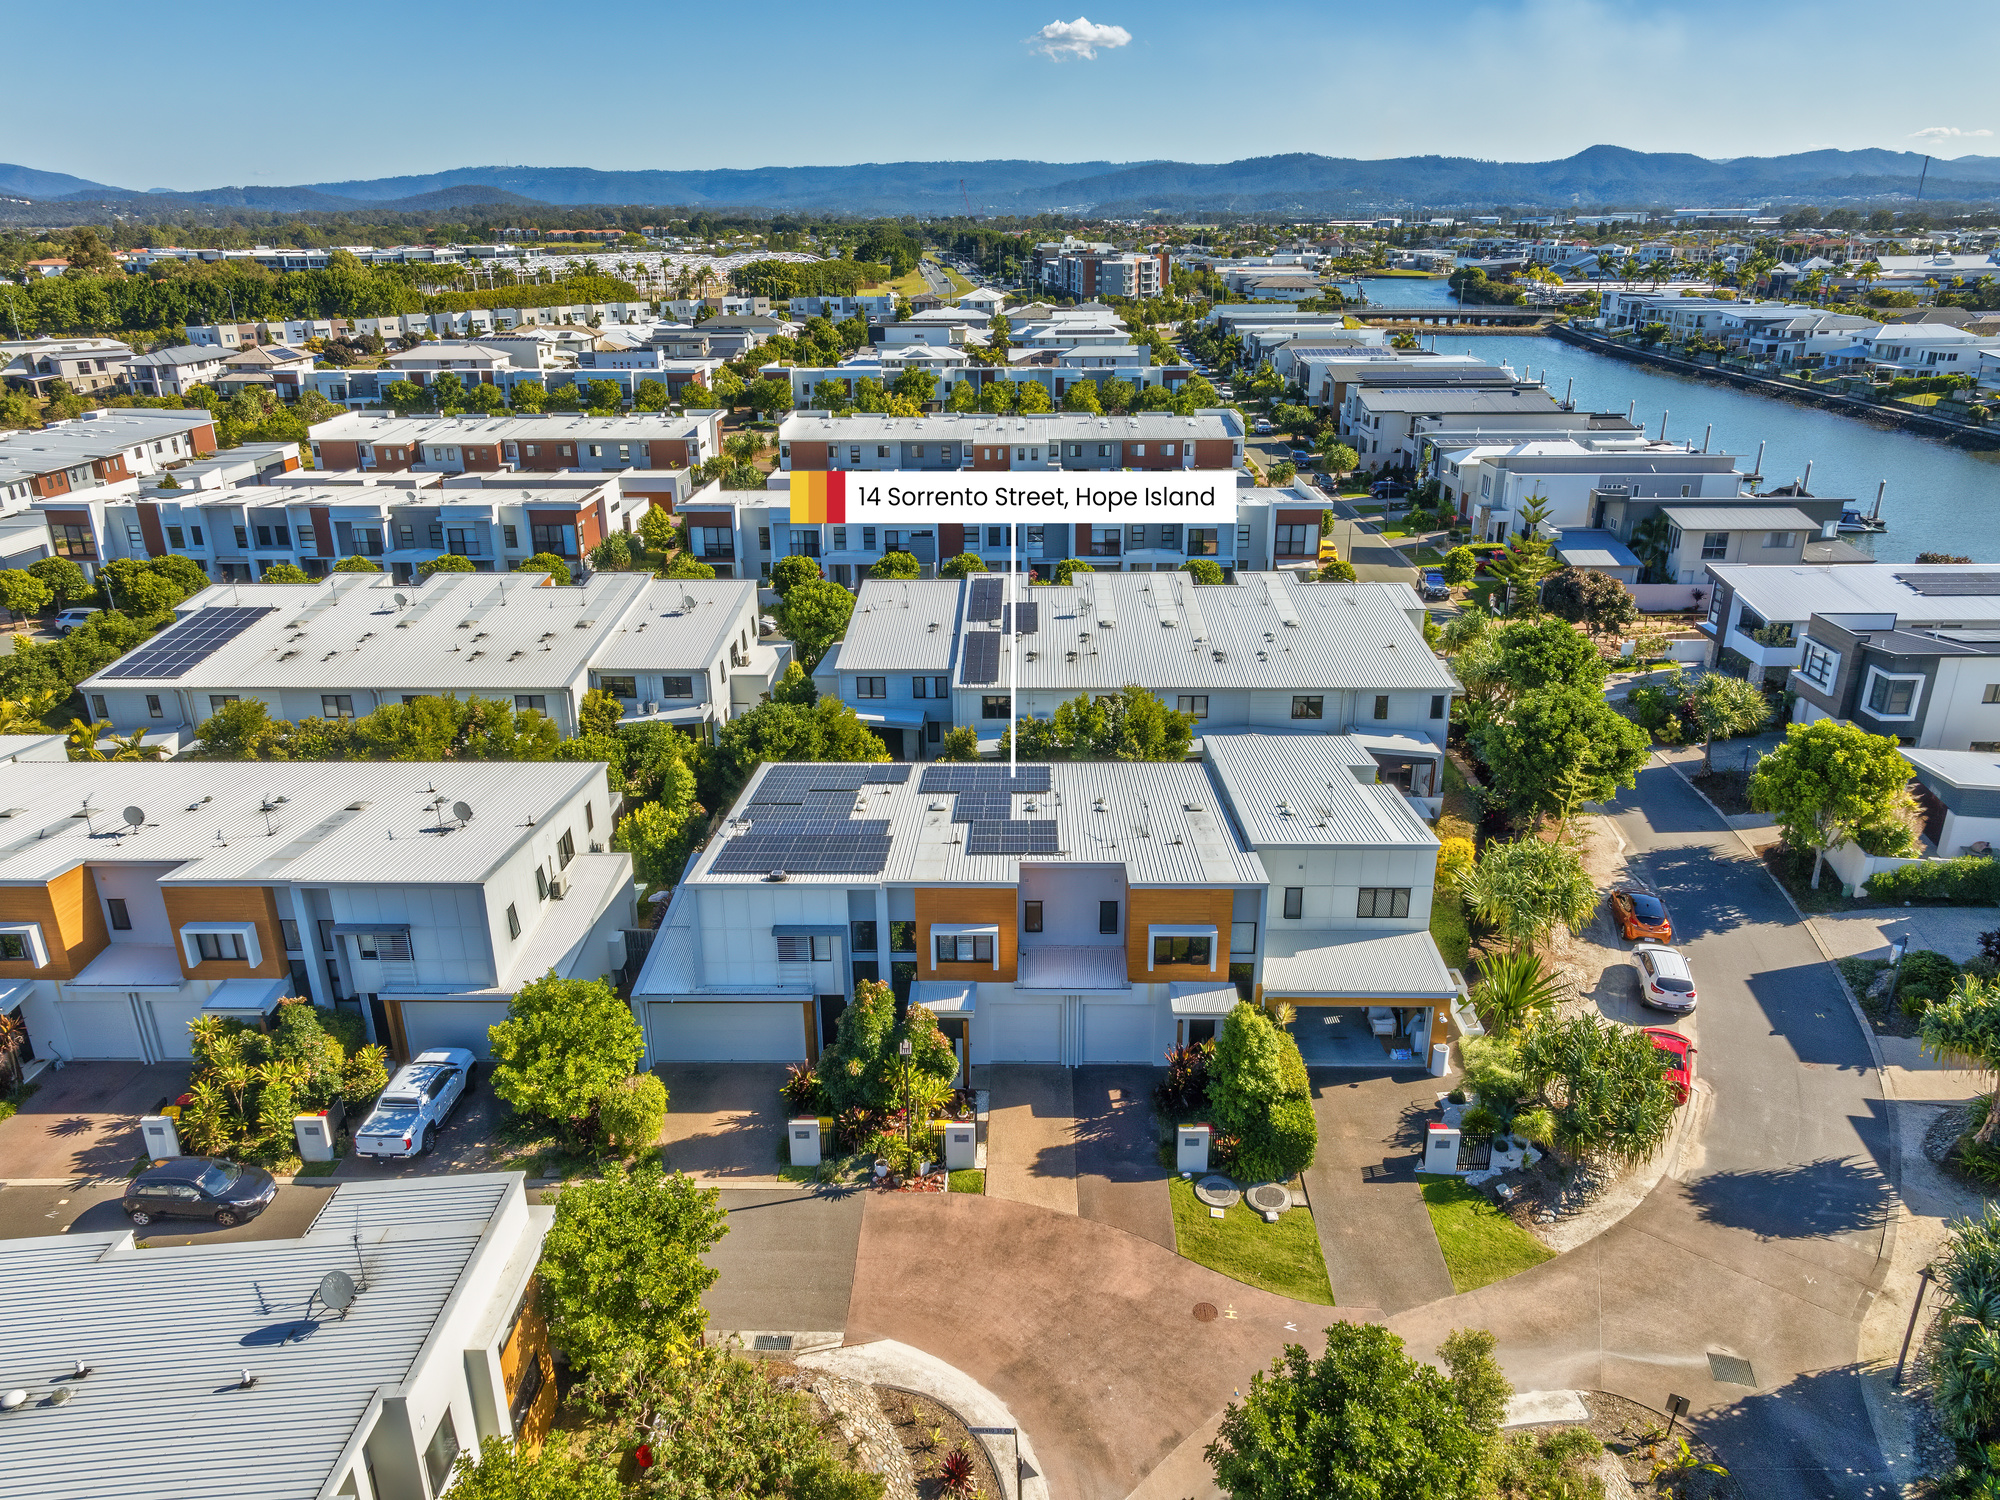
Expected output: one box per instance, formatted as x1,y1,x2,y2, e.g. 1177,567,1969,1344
1169,1176,1335,1305
1430,895,1471,971
949,1168,986,1193
1417,1175,1555,1293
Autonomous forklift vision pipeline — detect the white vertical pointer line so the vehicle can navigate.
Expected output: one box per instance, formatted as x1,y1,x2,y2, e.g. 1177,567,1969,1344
1008,519,1017,782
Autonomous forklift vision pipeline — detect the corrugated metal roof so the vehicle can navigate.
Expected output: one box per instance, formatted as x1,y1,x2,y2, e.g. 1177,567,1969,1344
1204,731,1441,849
1353,387,1560,414
309,1175,513,1232
86,572,752,693
1261,928,1457,999
0,760,602,887
1659,506,1816,531
308,410,714,448
776,410,1237,443
835,579,963,672
1708,563,2000,625
891,573,1456,694
0,1174,531,1500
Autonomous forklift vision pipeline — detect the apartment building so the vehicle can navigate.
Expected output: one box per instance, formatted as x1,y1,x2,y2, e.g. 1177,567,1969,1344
78,571,778,739
0,408,219,519
777,410,1242,475
0,759,631,1068
309,411,722,476
1432,436,1748,540
632,732,1452,1069
814,572,1456,770
127,344,231,398
0,337,134,398
0,1174,555,1500
1341,384,1569,467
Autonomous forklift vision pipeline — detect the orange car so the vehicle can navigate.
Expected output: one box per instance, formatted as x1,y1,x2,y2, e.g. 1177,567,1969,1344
1610,889,1674,943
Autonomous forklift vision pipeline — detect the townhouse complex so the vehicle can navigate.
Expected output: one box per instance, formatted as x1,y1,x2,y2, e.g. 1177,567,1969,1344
634,733,1454,1071
0,760,632,1070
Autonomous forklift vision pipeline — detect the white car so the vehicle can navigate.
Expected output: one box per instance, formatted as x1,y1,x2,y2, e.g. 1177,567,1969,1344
1632,943,1697,1014
355,1048,475,1160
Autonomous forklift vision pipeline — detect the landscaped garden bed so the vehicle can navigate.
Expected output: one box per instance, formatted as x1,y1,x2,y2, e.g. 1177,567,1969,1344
876,1386,1007,1500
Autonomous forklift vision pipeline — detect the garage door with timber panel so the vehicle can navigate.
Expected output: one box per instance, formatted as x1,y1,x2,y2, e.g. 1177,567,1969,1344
980,1001,1061,1064
1081,1002,1156,1065
647,1002,806,1064
58,998,143,1060
400,1001,512,1061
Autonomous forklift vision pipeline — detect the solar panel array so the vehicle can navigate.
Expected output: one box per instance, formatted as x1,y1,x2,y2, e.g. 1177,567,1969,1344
962,631,1002,684
920,765,1052,793
968,575,1004,621
1013,600,1040,635
947,791,1013,823
966,820,1061,856
713,763,912,874
1895,572,2000,597
109,606,279,679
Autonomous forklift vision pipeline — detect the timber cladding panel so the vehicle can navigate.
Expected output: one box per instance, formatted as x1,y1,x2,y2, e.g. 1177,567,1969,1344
1126,888,1234,982
0,867,110,980
915,887,1017,983
500,1278,558,1446
161,886,289,981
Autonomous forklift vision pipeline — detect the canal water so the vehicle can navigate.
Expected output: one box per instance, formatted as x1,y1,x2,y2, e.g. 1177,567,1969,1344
1332,282,1998,562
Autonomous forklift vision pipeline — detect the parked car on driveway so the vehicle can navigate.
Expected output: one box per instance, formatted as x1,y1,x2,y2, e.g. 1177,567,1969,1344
1610,889,1674,943
1255,419,1274,434
54,608,102,636
1371,480,1411,499
1645,1027,1696,1104
1422,570,1451,601
123,1157,276,1227
1633,943,1697,1013
355,1048,475,1161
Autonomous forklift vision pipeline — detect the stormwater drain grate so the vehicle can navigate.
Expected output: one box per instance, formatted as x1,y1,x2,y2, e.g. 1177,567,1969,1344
1193,1303,1218,1323
752,1335,794,1351
1708,1352,1757,1387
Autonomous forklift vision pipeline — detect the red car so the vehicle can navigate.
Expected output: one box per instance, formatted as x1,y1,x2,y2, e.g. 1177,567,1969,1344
1645,1027,1695,1105
1610,889,1675,943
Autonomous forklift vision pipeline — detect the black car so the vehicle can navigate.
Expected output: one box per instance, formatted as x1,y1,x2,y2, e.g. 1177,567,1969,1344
123,1157,277,1227
1371,480,1412,499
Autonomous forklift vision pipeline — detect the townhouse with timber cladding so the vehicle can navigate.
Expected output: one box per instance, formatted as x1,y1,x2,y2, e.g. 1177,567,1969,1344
1,408,221,518
813,571,1457,779
307,410,721,481
0,760,632,1073
77,571,784,743
633,732,1456,1073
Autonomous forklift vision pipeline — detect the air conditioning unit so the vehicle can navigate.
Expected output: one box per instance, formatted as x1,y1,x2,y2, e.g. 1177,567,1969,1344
643,701,658,715
548,878,566,900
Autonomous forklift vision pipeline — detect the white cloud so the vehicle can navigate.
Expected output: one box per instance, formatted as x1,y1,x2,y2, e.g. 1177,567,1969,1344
1909,125,1993,141
1029,16,1132,60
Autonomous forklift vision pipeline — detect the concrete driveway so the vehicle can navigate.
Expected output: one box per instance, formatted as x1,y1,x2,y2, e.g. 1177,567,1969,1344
986,1065,1172,1247
656,1062,790,1180
1300,1067,1453,1314
331,1072,505,1179
0,1061,190,1181
702,1185,866,1334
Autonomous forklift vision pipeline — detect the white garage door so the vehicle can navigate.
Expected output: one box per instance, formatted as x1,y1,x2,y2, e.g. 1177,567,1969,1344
148,996,208,1061
1081,1003,1157,1065
981,1001,1061,1064
647,1002,805,1064
59,998,143,1060
400,1001,511,1062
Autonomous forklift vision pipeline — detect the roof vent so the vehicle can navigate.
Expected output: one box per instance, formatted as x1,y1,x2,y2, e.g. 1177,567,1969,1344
767,868,788,882
0,808,26,819
345,800,372,812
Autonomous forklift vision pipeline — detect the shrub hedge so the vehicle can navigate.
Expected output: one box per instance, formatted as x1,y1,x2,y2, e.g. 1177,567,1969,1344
1867,858,2000,905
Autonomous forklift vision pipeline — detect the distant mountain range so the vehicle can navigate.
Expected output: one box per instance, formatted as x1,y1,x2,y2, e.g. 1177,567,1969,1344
5,145,1999,217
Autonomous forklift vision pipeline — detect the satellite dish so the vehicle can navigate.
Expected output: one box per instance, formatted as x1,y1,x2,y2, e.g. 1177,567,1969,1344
452,801,474,824
121,807,145,831
393,592,409,608
317,1269,357,1313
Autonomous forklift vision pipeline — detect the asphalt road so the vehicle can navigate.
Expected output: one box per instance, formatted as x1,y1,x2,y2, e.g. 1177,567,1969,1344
1391,758,1895,1497
0,1179,339,1245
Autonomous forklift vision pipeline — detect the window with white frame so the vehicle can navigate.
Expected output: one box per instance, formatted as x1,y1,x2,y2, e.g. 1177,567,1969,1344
1864,668,1923,720
1797,639,1839,689
180,922,260,967
0,922,49,967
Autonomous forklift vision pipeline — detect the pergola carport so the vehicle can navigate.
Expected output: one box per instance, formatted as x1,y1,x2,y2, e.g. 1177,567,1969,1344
1261,929,1458,1067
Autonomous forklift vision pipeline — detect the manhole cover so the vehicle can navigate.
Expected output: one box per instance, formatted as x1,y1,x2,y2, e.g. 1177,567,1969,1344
1707,1352,1757,1388
1245,1182,1291,1216
1194,1175,1242,1208
1193,1303,1218,1323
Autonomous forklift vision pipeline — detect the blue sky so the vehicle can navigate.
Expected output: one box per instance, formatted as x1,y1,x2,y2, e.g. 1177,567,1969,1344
13,0,1999,189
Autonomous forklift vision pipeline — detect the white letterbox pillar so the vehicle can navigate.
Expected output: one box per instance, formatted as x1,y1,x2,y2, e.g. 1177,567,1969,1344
1177,1123,1213,1174
943,1122,977,1170
294,1113,336,1163
1423,1122,1462,1175
789,1117,822,1168
140,1114,181,1160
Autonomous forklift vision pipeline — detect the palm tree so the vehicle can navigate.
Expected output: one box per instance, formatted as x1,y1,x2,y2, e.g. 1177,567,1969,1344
107,727,169,762
0,687,61,734
0,1012,25,1091
65,717,110,761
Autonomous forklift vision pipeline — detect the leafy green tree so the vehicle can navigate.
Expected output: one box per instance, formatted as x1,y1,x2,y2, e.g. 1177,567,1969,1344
890,366,937,406
1063,378,1103,413
1099,376,1136,413
977,380,1016,414
193,697,284,760
1686,673,1771,774
0,569,52,617
770,660,817,705
1516,1012,1678,1169
633,378,669,412
1493,617,1607,695
597,1072,669,1154
27,556,91,605
418,553,476,578
770,554,822,597
584,379,623,413
519,552,572,585
1486,499,1560,611
1541,567,1638,638
1438,1327,1513,1439
382,379,426,411
1457,837,1597,952
1468,948,1566,1033
100,558,184,615
660,553,716,580
1315,558,1356,582
1016,380,1053,413
333,555,381,573
946,379,979,412
488,972,645,1133
869,550,921,580
579,687,623,738
1471,687,1648,820
535,1155,727,1371
613,794,699,888
1206,1324,1490,1500
1317,439,1361,473
1923,977,2000,1145
745,377,793,419
510,378,547,412
1007,685,1196,762
938,552,986,578
1180,558,1225,585
713,696,886,792
819,977,958,1116
587,534,631,572
465,383,507,415
1051,558,1094,585
1749,719,1911,889
1440,546,1477,587
445,1438,621,1500
781,577,855,671
937,725,979,761
1206,1002,1317,1181
638,502,678,556
257,563,308,584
